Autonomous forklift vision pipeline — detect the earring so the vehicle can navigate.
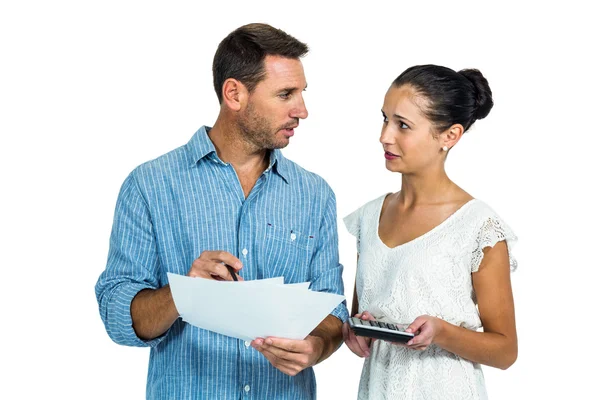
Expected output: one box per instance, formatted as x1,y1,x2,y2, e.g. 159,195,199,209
442,146,449,151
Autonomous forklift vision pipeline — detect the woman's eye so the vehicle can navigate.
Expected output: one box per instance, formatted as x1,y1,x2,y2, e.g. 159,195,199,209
400,122,408,129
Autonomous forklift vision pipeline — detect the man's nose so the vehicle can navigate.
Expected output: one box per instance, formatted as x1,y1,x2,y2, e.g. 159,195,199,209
291,96,308,119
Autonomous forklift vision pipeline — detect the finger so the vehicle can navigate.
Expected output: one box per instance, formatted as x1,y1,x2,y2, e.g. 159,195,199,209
252,338,306,363
345,329,369,357
263,337,310,354
206,262,234,281
260,344,310,365
259,350,303,376
254,339,312,369
407,332,432,347
360,311,376,321
391,342,411,348
189,257,230,280
356,336,372,356
405,315,427,334
355,311,375,321
206,251,243,270
343,331,361,356
344,334,364,356
342,325,362,354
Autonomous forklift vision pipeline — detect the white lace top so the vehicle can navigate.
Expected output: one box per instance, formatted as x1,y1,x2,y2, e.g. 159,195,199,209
344,194,517,400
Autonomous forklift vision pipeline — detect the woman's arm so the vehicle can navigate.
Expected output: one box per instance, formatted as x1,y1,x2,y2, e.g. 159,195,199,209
351,279,359,316
343,253,374,357
405,241,518,369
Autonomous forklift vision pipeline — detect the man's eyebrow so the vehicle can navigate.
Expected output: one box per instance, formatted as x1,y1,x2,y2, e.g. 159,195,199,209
279,85,308,93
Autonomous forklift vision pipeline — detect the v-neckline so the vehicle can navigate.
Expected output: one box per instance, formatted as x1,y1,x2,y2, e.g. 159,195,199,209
375,193,477,250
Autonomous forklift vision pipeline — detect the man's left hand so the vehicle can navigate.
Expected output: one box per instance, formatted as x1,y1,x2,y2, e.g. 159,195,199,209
251,335,324,376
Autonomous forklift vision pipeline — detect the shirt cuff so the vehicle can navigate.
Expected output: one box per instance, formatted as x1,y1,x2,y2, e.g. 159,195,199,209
329,301,349,323
108,283,169,348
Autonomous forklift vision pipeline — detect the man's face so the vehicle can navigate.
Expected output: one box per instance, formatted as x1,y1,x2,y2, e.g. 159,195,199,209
238,55,308,150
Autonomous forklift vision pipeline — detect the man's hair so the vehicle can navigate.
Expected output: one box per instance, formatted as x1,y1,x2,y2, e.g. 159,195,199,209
212,23,309,104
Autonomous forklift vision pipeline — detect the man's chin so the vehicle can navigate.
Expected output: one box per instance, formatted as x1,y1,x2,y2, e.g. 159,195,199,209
270,137,291,150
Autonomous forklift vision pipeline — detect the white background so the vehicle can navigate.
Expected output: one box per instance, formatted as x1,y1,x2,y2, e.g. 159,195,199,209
1,1,598,398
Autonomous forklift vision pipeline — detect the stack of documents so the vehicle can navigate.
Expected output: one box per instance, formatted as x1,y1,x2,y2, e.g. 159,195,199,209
167,273,345,342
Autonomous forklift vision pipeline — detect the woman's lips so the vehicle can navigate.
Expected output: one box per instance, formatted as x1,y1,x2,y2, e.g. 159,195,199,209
384,151,399,160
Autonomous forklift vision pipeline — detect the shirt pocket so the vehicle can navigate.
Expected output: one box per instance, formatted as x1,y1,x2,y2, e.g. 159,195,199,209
262,223,316,282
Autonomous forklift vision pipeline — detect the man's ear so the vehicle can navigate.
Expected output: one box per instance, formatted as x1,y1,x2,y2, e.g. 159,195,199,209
222,78,247,112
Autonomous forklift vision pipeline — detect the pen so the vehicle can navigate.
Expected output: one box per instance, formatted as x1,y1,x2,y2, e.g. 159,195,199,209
225,264,238,281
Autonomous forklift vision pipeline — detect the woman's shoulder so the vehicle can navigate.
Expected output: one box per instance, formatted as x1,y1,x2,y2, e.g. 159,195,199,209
460,199,518,244
463,199,519,272
346,193,389,217
343,193,389,237
462,198,506,222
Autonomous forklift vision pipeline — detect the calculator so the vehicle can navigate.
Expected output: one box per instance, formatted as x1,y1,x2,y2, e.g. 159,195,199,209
348,317,415,343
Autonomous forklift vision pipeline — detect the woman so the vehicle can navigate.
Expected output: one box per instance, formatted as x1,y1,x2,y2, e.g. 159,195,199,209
342,65,518,399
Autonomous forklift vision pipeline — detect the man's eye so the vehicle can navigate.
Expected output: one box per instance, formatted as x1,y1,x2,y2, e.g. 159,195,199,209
279,92,291,99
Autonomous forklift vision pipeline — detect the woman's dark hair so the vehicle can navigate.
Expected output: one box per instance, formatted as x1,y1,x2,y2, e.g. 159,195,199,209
212,23,309,104
392,65,493,133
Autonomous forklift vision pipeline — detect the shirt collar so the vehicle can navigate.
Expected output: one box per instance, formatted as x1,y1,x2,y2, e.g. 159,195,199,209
187,126,217,164
187,126,290,184
268,149,289,184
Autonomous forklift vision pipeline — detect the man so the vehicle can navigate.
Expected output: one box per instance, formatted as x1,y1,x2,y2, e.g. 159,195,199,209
95,23,348,399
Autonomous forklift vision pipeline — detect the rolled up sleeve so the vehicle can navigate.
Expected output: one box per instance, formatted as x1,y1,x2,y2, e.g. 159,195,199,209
309,185,349,323
95,171,166,348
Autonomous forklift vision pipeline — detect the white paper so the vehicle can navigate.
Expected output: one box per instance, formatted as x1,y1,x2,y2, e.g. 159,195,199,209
168,273,344,341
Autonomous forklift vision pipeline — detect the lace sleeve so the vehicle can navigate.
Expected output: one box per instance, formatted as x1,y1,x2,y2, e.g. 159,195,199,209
343,207,362,251
471,216,518,273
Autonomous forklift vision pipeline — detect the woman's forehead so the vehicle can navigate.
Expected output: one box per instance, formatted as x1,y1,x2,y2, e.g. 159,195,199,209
384,85,429,120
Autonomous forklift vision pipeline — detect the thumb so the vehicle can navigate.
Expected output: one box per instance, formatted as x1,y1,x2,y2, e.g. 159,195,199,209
405,316,426,334
361,311,376,321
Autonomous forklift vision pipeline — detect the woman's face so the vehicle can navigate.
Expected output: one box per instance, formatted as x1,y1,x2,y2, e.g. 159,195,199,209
380,85,445,174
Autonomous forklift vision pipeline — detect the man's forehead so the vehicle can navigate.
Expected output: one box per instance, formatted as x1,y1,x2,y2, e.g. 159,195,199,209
262,55,307,88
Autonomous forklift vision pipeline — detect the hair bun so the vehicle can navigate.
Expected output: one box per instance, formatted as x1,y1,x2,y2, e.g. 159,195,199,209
458,69,493,120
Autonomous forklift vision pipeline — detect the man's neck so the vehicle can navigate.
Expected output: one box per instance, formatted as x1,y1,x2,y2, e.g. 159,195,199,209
209,120,270,174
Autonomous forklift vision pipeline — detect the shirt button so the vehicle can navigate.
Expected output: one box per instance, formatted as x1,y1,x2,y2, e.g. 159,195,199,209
244,385,250,393
290,233,296,241
242,248,248,257
244,341,250,347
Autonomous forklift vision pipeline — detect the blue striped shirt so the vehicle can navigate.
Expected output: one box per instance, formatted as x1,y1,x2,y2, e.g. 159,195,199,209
95,126,348,399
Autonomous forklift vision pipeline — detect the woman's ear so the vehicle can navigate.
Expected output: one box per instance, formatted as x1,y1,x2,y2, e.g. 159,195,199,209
441,123,464,151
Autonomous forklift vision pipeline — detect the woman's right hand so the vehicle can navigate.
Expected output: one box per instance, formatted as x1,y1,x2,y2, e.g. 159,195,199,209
343,311,376,358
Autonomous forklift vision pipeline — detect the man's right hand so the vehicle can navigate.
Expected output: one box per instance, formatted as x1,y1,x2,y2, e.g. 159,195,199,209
187,251,244,281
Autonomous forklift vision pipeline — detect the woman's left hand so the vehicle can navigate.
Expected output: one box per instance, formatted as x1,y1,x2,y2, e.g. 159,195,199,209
403,315,444,351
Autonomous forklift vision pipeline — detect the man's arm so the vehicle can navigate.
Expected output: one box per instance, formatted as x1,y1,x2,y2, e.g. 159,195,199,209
131,285,179,340
309,314,343,363
251,315,342,376
95,172,169,347
132,250,244,340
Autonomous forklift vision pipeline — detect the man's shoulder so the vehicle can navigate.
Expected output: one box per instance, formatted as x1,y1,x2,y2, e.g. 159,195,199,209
280,156,333,196
131,144,190,179
121,145,193,195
